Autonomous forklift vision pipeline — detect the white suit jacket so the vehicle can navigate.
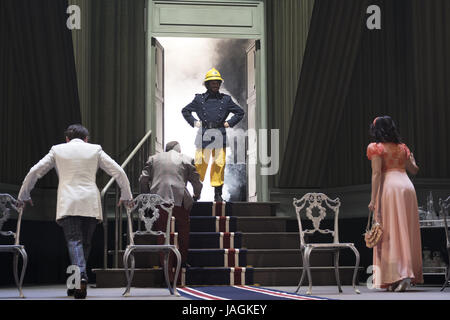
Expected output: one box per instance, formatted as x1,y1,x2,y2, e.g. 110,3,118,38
18,139,132,221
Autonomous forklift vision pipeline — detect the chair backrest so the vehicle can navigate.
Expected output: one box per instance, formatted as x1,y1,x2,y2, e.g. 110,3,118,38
293,193,341,246
125,194,174,246
0,193,23,246
439,196,450,248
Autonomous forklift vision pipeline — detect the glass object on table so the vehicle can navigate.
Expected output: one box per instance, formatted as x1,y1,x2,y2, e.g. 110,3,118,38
418,206,427,223
427,191,439,226
423,248,432,269
431,251,445,273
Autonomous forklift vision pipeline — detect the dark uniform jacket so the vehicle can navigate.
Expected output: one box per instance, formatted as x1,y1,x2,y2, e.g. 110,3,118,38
182,91,245,149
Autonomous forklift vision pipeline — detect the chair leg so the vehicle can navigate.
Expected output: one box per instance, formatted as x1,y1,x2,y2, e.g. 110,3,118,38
163,251,174,295
171,247,182,297
13,248,27,298
130,254,135,284
18,249,27,298
122,248,134,296
304,247,313,295
295,249,305,294
349,245,361,294
441,248,450,291
441,266,449,292
334,250,343,293
13,252,20,290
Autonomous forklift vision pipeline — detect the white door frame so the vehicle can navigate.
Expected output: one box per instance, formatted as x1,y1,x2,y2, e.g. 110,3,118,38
145,0,268,201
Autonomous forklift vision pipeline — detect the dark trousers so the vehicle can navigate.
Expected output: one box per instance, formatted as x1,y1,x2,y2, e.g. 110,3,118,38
58,216,98,281
154,205,190,281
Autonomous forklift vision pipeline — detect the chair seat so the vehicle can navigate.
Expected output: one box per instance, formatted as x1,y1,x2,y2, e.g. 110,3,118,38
127,244,177,252
0,245,25,252
304,243,355,249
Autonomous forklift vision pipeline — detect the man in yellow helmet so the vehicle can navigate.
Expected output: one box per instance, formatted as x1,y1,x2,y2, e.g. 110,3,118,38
182,68,245,202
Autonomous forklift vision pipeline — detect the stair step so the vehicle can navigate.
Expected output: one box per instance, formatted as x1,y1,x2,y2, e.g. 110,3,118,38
109,248,346,269
190,202,279,217
108,250,160,268
93,267,254,287
252,266,363,286
226,202,279,217
190,202,213,216
188,249,247,267
236,217,294,232
93,268,165,288
93,266,362,288
126,232,243,249
190,216,237,232
110,249,248,268
186,267,253,285
247,249,330,267
189,232,242,249
242,232,299,249
190,216,294,232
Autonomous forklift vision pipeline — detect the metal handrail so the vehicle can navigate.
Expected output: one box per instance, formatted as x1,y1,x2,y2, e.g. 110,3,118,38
101,130,152,268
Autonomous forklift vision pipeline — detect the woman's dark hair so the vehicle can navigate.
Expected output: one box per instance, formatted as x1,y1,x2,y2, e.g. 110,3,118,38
65,124,89,141
369,116,402,143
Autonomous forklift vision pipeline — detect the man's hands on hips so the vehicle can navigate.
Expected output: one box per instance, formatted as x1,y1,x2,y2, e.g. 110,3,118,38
195,121,229,128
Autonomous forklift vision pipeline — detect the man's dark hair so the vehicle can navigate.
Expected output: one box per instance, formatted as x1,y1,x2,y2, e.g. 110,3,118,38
65,124,89,141
165,141,180,152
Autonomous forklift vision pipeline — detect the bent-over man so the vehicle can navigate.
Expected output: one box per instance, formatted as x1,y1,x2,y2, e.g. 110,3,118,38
139,141,202,282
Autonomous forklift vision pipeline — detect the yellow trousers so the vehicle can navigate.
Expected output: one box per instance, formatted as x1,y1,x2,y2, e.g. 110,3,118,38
195,148,226,187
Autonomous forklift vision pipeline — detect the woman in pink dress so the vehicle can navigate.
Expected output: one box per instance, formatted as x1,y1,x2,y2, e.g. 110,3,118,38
367,116,423,292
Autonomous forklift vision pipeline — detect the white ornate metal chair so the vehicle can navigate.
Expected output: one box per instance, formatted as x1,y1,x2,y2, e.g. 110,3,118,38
293,193,360,295
439,196,450,291
122,194,181,297
0,194,28,298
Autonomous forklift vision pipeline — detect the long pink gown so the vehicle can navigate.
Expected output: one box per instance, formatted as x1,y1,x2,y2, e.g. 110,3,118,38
367,142,423,288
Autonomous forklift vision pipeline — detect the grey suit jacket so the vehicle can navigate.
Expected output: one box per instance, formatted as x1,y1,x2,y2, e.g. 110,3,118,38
139,150,202,211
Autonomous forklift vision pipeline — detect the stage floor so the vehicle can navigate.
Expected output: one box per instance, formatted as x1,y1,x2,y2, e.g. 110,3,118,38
0,284,449,300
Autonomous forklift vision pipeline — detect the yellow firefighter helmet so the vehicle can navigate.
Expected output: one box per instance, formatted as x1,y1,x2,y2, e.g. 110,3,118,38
204,68,224,83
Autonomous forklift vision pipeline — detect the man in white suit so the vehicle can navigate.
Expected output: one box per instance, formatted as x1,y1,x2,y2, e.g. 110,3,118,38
18,124,132,299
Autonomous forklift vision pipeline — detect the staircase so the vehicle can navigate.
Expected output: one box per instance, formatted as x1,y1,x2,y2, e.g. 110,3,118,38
94,201,360,288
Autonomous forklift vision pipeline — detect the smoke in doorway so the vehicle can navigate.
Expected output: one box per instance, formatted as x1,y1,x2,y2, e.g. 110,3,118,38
159,37,250,202
215,39,250,202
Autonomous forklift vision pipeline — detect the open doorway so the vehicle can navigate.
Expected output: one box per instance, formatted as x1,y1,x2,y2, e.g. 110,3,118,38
157,37,253,202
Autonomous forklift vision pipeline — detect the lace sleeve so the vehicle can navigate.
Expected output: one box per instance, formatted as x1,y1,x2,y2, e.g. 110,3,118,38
401,144,411,158
367,143,384,160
